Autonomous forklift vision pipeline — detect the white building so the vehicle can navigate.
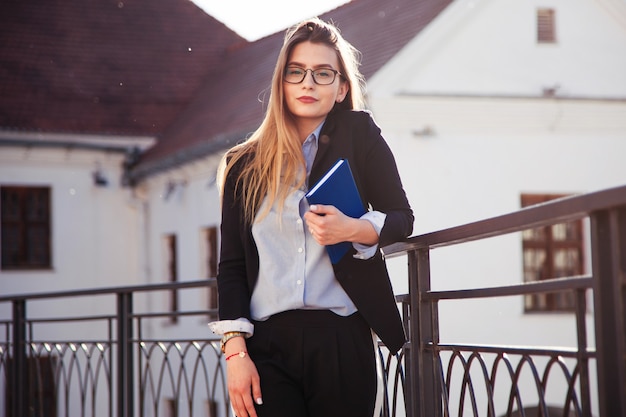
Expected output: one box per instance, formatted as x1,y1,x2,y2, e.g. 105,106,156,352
1,0,625,415
367,1,626,415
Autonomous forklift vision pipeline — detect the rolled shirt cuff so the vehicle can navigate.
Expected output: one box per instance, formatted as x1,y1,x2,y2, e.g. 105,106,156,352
353,211,386,260
208,318,254,337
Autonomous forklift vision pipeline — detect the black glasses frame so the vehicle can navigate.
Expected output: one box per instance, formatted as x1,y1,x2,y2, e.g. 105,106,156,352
284,66,342,85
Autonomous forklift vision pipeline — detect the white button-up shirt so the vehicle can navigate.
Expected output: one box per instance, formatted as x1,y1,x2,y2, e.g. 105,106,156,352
208,121,385,336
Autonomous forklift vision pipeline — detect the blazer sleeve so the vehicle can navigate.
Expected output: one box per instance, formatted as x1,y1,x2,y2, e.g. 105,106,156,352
216,158,253,321
353,112,414,247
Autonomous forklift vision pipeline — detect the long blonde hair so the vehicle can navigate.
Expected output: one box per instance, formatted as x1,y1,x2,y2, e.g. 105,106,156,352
218,18,366,225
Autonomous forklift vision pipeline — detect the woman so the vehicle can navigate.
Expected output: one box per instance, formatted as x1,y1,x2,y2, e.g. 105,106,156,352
209,18,413,417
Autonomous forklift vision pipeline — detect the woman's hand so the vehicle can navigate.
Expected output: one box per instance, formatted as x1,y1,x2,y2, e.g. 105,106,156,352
304,204,378,246
225,339,262,417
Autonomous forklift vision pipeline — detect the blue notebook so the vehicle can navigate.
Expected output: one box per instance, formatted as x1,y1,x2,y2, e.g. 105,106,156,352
305,159,366,264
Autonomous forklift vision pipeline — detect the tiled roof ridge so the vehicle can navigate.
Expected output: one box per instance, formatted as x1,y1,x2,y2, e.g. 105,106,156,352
0,0,453,180
132,0,453,178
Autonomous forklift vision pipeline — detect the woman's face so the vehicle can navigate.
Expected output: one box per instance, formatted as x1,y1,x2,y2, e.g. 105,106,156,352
283,41,348,137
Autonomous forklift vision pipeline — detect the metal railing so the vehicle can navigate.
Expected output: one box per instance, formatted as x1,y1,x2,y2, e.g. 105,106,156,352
0,282,232,417
1,184,624,417
0,281,405,417
382,184,626,417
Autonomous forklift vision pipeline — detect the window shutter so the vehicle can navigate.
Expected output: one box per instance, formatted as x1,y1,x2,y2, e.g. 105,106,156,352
537,8,556,43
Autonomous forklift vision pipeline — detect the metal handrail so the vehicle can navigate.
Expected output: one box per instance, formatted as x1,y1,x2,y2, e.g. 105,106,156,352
0,279,210,303
427,275,593,300
1,184,624,417
385,185,626,253
382,184,626,417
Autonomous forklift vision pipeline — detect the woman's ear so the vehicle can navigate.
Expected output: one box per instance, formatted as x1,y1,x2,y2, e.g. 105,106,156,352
337,82,349,103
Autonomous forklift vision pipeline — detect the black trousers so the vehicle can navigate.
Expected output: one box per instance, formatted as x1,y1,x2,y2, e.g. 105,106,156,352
248,310,377,417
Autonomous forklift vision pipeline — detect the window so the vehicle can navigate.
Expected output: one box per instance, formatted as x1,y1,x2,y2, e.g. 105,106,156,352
521,194,584,312
537,8,556,43
164,234,178,323
201,226,219,319
1,186,51,270
204,227,218,279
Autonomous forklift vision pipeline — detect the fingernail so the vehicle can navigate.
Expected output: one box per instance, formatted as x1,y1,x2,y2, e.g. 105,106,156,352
310,205,317,211
256,397,263,405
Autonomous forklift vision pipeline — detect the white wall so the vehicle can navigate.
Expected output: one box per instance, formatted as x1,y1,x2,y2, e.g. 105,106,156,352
372,96,626,232
139,152,224,341
0,145,145,343
0,144,227,415
368,0,626,414
372,95,620,416
0,146,143,292
371,0,626,98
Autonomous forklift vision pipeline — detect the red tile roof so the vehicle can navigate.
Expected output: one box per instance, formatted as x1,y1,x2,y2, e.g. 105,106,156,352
0,0,245,136
133,0,452,179
0,0,451,180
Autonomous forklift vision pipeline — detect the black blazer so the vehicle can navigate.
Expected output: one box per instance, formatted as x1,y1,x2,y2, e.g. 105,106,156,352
217,110,414,353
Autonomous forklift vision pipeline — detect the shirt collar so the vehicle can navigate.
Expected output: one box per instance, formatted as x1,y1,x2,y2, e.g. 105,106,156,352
308,120,325,144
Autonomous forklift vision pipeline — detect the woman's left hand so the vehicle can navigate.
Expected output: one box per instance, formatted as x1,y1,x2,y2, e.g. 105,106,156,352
304,204,378,246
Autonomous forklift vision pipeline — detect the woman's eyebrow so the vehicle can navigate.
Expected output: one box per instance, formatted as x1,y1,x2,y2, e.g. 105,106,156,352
287,61,336,69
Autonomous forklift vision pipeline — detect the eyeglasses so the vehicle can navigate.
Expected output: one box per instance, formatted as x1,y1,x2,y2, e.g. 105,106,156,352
284,66,342,85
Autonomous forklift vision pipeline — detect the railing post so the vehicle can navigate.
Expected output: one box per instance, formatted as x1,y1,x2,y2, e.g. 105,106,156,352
406,250,419,417
407,248,441,417
574,289,592,417
590,207,626,417
11,299,26,417
117,292,134,417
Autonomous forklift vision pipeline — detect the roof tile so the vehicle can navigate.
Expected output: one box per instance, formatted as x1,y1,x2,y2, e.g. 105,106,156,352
137,0,451,173
0,0,451,177
0,0,245,135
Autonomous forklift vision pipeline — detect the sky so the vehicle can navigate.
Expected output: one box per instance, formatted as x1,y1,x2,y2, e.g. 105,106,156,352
192,0,350,41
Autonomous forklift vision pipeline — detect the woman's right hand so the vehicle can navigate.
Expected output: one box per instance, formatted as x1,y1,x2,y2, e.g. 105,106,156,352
225,338,263,417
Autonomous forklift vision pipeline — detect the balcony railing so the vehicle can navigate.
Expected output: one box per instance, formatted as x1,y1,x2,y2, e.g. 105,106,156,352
384,184,626,417
1,184,625,417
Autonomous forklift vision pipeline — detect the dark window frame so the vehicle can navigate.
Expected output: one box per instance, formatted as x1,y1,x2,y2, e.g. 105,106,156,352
165,234,178,324
203,226,219,319
1,186,52,270
521,193,584,313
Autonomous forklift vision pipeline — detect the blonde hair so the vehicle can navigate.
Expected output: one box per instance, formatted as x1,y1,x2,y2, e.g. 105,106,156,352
218,18,366,224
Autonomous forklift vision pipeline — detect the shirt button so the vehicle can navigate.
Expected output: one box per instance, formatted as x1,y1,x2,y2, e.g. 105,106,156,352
296,218,302,225
296,280,302,285
297,247,303,253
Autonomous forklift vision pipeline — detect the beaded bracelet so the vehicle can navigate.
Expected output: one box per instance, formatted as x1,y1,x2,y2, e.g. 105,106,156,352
225,351,247,361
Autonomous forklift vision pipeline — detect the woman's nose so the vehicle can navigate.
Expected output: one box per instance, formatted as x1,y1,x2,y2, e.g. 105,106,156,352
302,71,316,86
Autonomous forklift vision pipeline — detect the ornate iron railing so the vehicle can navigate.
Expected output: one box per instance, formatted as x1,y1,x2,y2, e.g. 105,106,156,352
383,184,626,417
0,283,405,417
1,184,624,417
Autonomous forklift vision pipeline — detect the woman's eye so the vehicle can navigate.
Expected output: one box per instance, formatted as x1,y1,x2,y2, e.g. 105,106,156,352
288,67,304,75
316,70,332,78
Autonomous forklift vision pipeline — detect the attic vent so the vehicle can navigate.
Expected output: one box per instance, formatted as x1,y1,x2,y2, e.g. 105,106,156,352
537,8,556,43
